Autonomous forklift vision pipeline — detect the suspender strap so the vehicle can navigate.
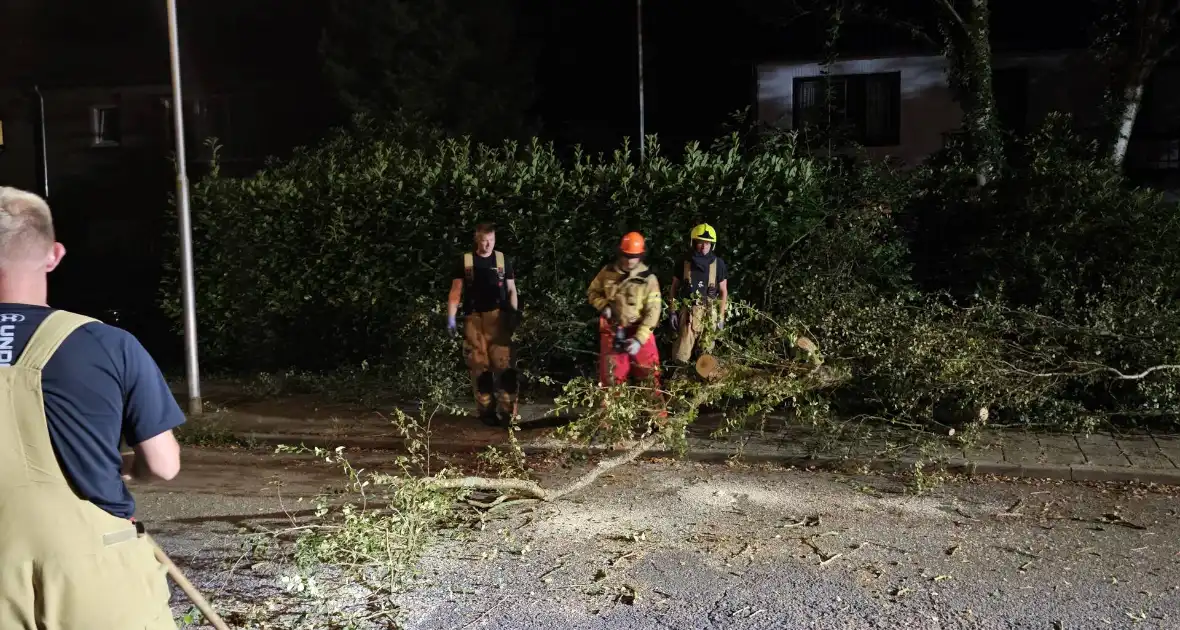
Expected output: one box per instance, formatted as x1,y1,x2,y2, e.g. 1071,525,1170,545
15,310,98,371
462,251,508,306
495,251,507,303
682,259,719,295
463,253,475,284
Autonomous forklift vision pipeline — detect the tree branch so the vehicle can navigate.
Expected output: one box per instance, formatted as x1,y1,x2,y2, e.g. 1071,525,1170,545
848,5,939,46
1161,37,1179,62
549,432,662,500
1006,363,1180,381
431,476,548,499
933,0,967,28
428,432,663,502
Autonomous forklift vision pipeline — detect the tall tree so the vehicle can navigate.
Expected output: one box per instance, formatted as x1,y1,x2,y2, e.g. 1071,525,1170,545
931,0,1003,184
1091,0,1180,166
320,0,539,142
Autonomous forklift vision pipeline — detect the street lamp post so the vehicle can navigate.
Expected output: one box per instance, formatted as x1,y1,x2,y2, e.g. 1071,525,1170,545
32,85,49,199
637,0,646,161
165,0,203,415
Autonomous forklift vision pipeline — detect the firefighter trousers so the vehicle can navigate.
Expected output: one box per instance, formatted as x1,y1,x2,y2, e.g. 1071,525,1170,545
463,309,518,418
599,327,661,387
672,303,718,364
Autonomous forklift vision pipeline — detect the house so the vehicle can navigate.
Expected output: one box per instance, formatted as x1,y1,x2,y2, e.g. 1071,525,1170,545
0,0,335,362
754,49,1180,178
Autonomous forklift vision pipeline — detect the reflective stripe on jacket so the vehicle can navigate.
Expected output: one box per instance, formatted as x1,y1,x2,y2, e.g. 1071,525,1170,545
587,262,662,343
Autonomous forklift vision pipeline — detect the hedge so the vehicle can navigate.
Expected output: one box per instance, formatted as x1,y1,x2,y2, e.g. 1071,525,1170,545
163,114,1180,430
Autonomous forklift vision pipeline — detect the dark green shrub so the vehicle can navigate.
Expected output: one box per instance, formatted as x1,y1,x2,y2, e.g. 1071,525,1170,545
163,116,887,396
164,114,1180,430
899,113,1180,427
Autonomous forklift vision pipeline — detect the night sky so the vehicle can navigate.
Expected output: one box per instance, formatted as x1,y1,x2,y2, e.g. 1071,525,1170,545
3,0,1095,155
0,0,1118,367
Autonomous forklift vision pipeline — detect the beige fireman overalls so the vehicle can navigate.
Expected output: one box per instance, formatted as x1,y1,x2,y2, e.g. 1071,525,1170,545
461,251,517,418
0,310,176,630
672,258,721,364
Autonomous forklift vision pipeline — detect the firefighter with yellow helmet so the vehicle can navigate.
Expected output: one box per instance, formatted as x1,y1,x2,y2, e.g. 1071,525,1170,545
668,223,729,365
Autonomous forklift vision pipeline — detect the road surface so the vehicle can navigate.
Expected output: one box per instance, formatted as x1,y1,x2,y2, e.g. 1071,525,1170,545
139,448,1180,629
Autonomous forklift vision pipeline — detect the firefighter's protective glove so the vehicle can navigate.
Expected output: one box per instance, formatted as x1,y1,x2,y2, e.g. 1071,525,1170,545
668,311,679,331
624,338,642,356
447,315,458,336
503,306,520,333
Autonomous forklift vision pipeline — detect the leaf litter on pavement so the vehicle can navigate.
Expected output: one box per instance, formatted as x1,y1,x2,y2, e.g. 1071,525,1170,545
147,457,1180,629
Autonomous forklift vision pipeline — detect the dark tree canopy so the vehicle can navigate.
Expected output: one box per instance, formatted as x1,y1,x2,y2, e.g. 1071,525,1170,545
320,0,540,143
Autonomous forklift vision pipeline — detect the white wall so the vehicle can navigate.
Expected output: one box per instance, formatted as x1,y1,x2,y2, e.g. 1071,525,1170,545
756,55,962,167
756,52,1085,167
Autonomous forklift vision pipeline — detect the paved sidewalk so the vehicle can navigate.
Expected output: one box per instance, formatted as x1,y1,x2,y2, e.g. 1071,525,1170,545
669,416,1180,485
181,393,1180,485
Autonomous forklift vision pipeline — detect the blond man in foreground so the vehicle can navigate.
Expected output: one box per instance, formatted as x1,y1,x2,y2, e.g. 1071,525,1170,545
0,187,184,629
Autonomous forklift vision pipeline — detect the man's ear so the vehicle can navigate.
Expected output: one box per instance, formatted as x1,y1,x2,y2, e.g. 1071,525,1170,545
45,242,66,272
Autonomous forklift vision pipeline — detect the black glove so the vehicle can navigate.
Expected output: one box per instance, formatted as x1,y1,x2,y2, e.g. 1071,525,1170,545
502,306,521,333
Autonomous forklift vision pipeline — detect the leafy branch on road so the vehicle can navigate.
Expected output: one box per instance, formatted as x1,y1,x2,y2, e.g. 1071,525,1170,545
261,403,468,628
422,302,849,504
247,304,852,626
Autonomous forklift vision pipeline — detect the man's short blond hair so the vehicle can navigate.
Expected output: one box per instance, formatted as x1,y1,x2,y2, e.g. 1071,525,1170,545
0,187,56,264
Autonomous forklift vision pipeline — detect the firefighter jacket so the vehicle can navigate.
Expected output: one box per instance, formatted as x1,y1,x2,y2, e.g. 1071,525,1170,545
587,261,663,343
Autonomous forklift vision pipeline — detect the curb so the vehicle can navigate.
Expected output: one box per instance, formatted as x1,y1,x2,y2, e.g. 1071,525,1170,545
228,432,1180,486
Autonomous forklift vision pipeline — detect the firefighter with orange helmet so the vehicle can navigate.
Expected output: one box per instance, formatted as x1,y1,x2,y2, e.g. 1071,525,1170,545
587,232,663,386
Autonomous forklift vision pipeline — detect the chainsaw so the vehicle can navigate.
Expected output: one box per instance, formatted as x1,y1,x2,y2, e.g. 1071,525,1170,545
596,314,632,353
612,324,630,353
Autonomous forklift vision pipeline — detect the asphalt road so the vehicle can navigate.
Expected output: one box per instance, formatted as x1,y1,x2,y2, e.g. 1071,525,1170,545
139,448,1180,629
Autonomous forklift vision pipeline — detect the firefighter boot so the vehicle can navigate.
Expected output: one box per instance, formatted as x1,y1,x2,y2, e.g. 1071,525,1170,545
476,370,499,426
495,368,520,427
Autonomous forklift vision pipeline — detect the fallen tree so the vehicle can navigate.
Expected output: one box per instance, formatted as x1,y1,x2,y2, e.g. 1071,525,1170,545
418,304,850,504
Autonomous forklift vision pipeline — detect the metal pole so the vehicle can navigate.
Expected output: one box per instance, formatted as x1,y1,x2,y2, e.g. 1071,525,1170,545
32,85,49,199
166,0,203,415
637,0,645,161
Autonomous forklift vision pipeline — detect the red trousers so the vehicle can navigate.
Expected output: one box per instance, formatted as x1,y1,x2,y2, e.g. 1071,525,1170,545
599,327,661,386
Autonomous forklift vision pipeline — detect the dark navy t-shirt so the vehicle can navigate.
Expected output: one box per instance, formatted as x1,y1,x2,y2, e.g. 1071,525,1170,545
0,304,185,518
452,252,515,314
679,253,729,297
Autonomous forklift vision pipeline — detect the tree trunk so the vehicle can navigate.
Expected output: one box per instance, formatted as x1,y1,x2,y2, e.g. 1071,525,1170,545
964,0,1003,185
1111,77,1147,166
938,0,1004,185
1097,0,1180,166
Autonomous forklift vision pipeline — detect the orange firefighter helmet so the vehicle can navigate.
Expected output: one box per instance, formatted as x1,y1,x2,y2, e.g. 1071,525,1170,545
619,231,646,255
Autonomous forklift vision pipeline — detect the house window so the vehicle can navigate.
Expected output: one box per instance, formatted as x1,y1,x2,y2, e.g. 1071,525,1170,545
194,96,235,154
90,105,122,147
1144,139,1180,171
793,72,901,147
159,97,200,149
160,95,249,161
